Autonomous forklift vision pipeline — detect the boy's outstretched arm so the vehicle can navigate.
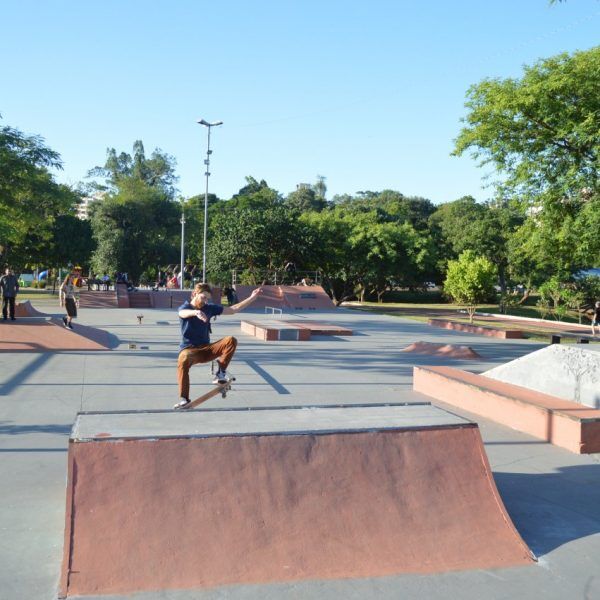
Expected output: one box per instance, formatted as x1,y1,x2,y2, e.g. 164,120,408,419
222,287,263,315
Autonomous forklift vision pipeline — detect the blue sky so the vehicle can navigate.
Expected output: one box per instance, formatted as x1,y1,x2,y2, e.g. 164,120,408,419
1,1,599,204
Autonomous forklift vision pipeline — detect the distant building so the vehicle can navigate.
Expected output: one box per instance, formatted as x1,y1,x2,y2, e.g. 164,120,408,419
76,191,106,220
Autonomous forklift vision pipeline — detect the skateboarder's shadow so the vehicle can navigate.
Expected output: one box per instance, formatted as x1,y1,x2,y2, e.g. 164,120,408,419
493,464,600,556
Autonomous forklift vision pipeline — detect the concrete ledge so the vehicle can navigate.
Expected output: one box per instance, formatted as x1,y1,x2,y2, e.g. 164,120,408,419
115,283,129,308
428,318,524,339
78,290,119,308
59,405,533,596
413,366,600,453
241,320,311,341
287,321,353,336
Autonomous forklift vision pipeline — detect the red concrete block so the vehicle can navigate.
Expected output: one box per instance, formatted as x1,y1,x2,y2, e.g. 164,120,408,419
287,321,353,336
240,320,311,341
413,365,600,453
428,318,524,339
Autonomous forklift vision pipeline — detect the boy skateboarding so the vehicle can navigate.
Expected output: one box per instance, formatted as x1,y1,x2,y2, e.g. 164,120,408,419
174,283,262,408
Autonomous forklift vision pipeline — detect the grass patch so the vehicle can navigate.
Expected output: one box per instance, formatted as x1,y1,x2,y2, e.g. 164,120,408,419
347,301,590,325
16,290,58,300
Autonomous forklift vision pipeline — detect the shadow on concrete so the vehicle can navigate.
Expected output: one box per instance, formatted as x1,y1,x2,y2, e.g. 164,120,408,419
245,360,290,394
0,421,71,436
0,353,53,395
495,464,600,557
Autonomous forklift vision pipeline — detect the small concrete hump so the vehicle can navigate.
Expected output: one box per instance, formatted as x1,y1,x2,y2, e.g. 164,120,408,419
402,341,481,359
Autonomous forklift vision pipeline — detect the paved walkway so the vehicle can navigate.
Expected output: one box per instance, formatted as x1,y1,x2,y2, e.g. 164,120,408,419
1,299,599,599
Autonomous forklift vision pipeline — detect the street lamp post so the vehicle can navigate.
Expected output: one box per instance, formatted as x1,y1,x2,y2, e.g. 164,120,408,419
179,204,186,289
197,118,223,283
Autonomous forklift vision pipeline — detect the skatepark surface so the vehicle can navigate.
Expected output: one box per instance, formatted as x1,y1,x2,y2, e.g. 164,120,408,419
1,297,600,599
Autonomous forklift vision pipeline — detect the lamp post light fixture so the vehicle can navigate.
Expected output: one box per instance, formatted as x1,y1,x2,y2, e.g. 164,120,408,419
197,118,223,283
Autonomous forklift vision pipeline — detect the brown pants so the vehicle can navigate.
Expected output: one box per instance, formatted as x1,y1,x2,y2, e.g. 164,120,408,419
177,336,237,399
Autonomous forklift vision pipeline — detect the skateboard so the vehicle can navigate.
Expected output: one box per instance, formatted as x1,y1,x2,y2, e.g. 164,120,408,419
173,377,235,410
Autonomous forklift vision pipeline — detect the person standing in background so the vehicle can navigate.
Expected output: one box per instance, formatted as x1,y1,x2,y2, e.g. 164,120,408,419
591,301,600,336
0,267,19,321
59,272,79,329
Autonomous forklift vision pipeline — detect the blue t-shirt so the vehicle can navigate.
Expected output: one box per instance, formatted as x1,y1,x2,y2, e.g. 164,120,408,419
178,301,224,350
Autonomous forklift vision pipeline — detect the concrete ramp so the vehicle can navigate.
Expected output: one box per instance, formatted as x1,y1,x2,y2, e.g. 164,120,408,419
484,345,600,408
234,285,335,311
14,300,47,317
234,284,284,309
59,404,533,597
402,341,481,359
0,319,115,351
282,285,335,310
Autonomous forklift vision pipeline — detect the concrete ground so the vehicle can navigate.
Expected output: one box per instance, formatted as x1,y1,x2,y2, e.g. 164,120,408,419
1,299,599,600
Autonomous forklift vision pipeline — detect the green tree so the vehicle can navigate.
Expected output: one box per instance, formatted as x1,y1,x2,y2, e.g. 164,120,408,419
430,196,523,291
230,176,274,202
313,175,327,203
454,47,600,206
444,251,498,323
572,193,600,266
350,217,435,302
301,206,435,304
285,185,326,213
508,192,593,289
89,140,178,199
50,214,95,270
300,208,358,304
206,203,315,284
0,118,78,268
89,180,180,282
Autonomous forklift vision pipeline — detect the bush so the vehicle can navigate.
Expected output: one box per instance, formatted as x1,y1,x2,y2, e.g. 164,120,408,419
444,251,498,323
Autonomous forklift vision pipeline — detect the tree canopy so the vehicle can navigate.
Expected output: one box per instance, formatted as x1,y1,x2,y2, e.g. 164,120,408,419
88,140,179,199
0,117,80,269
453,47,600,207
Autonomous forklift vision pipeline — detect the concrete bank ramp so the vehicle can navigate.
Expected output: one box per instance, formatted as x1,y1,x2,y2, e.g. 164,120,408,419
14,300,47,317
234,284,284,309
0,319,115,351
59,404,533,597
484,345,600,408
282,285,335,310
401,341,481,359
234,285,335,310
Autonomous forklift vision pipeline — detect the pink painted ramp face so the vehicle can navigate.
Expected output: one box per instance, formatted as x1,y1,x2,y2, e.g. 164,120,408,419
60,405,533,596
